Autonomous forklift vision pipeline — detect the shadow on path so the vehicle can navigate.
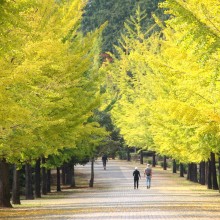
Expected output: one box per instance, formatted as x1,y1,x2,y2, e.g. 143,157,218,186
1,159,220,220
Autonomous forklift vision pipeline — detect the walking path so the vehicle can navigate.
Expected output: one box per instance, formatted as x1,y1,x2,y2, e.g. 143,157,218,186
1,159,220,219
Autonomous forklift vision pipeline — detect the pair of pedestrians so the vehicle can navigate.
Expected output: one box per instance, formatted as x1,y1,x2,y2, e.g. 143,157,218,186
133,164,152,189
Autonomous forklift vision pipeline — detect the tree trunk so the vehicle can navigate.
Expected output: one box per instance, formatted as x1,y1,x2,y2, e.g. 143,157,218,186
47,170,51,193
140,151,143,164
35,159,41,198
72,165,76,188
66,163,73,186
41,157,47,195
199,161,206,185
66,163,76,187
152,153,156,167
89,158,94,187
0,159,12,207
187,163,197,182
163,156,167,170
180,163,184,177
25,163,34,200
12,165,21,204
191,163,198,183
218,156,220,193
172,159,177,173
188,163,197,182
57,167,61,192
210,152,218,190
62,165,67,185
207,159,212,189
187,163,191,180
205,161,209,185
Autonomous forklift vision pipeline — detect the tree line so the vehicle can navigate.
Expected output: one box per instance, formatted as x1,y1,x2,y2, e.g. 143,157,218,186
0,0,108,207
103,0,220,191
1,0,220,209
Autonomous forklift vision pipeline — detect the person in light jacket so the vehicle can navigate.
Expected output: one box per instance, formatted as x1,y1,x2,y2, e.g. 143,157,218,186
144,164,152,189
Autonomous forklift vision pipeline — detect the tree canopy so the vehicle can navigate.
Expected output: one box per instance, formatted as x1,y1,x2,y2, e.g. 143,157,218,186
1,0,219,189
0,0,107,166
103,0,220,163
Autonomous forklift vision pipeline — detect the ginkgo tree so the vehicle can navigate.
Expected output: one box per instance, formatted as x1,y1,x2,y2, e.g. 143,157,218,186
103,0,220,169
102,7,159,151
149,0,220,161
0,0,107,207
0,0,37,207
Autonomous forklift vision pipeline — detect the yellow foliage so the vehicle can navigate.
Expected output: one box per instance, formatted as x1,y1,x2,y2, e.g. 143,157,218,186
104,0,220,162
0,0,105,163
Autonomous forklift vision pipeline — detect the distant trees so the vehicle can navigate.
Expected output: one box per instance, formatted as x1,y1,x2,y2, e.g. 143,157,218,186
82,0,167,158
82,0,167,53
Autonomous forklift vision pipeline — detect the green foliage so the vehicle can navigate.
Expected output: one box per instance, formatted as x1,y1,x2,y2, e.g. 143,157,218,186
93,110,124,158
117,148,128,160
81,0,167,53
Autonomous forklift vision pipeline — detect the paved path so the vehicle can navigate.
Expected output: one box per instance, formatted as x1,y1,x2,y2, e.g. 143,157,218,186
1,159,220,219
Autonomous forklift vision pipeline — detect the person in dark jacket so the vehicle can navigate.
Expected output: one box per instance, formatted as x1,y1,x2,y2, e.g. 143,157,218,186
133,167,141,189
102,154,108,170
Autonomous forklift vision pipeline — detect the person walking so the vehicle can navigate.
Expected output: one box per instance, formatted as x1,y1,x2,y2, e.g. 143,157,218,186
133,167,141,189
144,164,152,189
102,154,108,170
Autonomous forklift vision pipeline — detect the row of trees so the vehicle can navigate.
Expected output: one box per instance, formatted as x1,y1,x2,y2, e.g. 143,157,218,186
1,0,219,208
102,0,220,188
0,0,109,207
11,149,91,204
